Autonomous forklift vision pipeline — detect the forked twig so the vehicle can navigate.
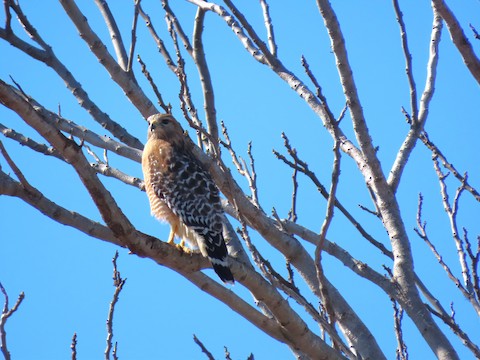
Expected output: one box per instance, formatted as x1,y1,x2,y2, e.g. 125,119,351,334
415,193,480,315
0,282,25,360
421,132,480,202
105,252,126,360
274,133,392,257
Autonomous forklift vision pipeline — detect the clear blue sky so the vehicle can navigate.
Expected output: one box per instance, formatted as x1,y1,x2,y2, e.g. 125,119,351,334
1,1,479,359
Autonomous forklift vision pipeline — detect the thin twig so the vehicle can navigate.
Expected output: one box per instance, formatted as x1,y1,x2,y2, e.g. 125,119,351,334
336,103,348,124
421,131,480,202
300,55,336,123
187,0,267,65
288,164,299,222
0,140,35,193
391,299,408,360
415,193,480,315
166,16,203,147
91,162,145,190
464,230,480,302
223,0,274,65
470,23,480,40
71,333,77,360
127,0,141,73
246,142,259,207
3,0,12,33
433,157,474,295
163,0,193,54
105,251,126,360
224,346,232,360
193,334,215,360
137,55,171,113
221,122,260,208
112,342,119,360
274,133,392,257
392,0,418,123
259,0,277,56
387,10,442,193
138,3,177,72
427,303,480,358
358,203,380,218
315,138,341,340
0,282,25,360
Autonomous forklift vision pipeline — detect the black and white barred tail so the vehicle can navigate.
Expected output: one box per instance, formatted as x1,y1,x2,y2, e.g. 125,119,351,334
197,231,234,284
210,256,234,284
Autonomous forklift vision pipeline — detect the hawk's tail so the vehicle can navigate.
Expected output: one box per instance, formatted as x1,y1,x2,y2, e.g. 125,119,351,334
210,258,234,284
200,231,235,284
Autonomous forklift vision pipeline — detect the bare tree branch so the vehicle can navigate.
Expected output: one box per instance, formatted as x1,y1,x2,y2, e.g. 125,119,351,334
315,138,341,341
421,131,480,202
0,123,62,160
193,334,216,360
71,333,78,360
427,303,480,358
392,0,418,124
138,4,177,72
193,141,385,357
259,0,277,57
273,133,391,258
192,6,219,149
470,23,480,40
127,0,141,73
137,54,172,113
415,192,480,315
94,0,129,71
1,2,478,358
105,252,126,360
0,1,144,149
464,231,480,302
388,8,442,192
432,0,480,85
0,282,25,360
0,80,138,243
391,299,408,360
185,266,346,360
0,140,35,192
59,0,157,119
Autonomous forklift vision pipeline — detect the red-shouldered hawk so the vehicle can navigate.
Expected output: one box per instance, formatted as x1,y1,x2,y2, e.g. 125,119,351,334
142,113,234,283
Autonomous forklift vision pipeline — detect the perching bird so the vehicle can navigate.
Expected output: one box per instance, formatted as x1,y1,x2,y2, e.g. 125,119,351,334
142,113,234,283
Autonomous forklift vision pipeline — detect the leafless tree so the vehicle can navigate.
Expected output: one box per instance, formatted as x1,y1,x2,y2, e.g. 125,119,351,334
1,1,479,359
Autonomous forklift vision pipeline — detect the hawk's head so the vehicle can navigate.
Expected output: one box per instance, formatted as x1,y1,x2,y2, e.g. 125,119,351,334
147,113,186,148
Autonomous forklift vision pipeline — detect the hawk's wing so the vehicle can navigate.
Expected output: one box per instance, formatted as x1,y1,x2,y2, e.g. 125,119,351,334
152,149,234,283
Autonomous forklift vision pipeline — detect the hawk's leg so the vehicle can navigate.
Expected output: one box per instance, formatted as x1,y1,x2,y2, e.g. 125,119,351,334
167,226,176,244
167,224,191,253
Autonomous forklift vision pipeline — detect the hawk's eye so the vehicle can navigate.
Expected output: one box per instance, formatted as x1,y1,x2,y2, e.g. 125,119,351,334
161,118,170,125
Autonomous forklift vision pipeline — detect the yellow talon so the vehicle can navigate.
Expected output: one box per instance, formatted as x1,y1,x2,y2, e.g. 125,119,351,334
176,240,191,253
